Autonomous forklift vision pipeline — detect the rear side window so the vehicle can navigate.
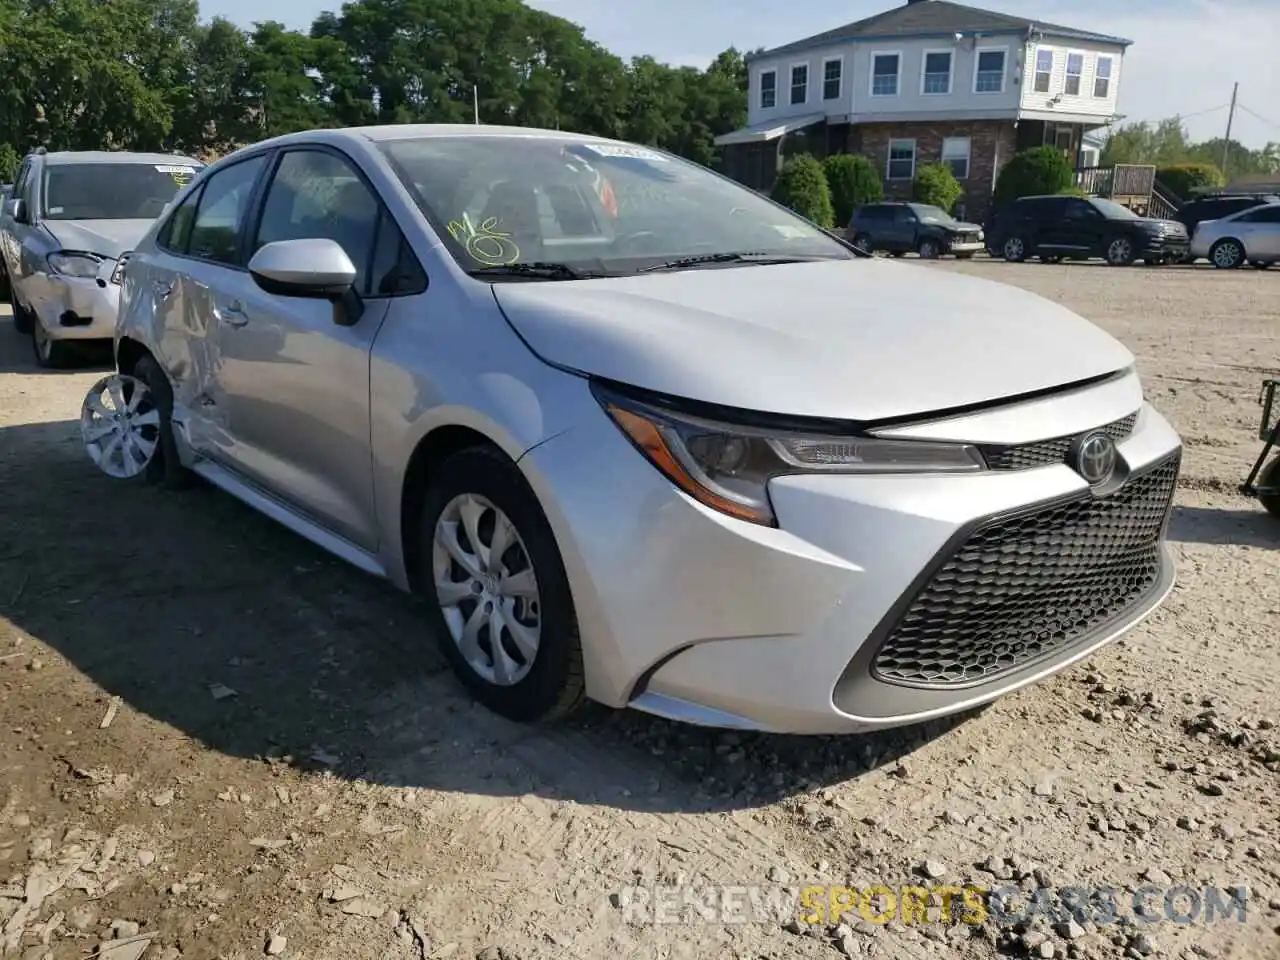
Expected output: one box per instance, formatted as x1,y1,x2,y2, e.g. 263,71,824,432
1238,205,1280,223
858,205,887,221
157,186,203,252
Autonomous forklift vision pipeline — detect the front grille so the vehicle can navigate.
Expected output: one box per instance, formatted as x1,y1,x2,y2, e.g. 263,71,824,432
981,413,1138,471
871,451,1179,688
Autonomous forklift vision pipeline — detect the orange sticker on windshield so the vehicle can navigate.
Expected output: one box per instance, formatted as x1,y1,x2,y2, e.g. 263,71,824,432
447,215,520,266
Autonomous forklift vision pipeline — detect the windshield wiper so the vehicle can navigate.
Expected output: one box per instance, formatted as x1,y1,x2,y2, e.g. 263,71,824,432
467,262,597,281
638,252,834,273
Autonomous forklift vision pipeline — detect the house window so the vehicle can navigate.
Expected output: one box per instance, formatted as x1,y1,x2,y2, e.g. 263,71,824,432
1033,49,1053,93
974,49,1005,93
886,139,915,180
1094,56,1113,98
872,53,900,96
790,64,808,105
1064,53,1083,96
922,51,952,95
759,70,776,109
942,137,971,180
823,58,842,100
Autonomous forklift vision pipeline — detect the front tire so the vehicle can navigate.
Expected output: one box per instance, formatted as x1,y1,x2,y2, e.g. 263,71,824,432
1210,238,1245,269
31,318,74,368
11,297,33,335
1002,236,1028,262
1106,236,1136,266
852,233,873,253
417,446,585,723
917,237,941,259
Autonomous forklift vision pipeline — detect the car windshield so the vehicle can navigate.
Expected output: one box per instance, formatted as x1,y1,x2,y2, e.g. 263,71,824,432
1089,197,1140,220
911,204,955,224
378,135,853,276
41,162,201,220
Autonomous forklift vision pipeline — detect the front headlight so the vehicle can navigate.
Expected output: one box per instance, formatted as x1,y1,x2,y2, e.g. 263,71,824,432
109,254,129,285
47,251,103,278
593,383,985,526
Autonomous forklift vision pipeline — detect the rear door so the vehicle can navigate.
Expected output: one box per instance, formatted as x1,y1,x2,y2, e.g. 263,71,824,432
1232,205,1280,259
884,205,918,251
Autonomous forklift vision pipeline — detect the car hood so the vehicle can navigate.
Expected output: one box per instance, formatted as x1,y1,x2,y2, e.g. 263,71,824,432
934,220,982,234
492,259,1134,422
41,219,153,259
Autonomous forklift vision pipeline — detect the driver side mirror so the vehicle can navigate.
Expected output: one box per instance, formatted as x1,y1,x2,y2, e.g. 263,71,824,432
247,238,364,326
5,198,28,223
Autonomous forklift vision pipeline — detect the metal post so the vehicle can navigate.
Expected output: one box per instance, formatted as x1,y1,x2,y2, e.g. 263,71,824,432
473,86,480,125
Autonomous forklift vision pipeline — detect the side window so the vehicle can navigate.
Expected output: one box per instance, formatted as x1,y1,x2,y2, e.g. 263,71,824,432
1238,206,1280,223
253,150,382,295
188,155,267,266
157,185,203,253
892,206,915,222
1063,199,1094,219
13,159,32,205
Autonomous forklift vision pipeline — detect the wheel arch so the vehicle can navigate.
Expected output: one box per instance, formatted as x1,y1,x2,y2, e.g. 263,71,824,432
115,335,152,376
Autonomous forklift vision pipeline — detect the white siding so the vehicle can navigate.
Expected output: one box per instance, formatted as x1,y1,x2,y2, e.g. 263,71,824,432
748,42,855,126
1019,39,1125,118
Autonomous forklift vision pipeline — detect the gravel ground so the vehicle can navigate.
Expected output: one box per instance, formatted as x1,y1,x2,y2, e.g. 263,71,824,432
1,260,1278,960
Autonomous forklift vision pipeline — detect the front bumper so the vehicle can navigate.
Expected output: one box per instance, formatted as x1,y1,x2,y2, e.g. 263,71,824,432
520,378,1183,735
1138,235,1189,257
29,261,120,341
946,239,985,254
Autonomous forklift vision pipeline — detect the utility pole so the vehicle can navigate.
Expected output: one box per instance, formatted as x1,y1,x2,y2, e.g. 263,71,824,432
1221,81,1238,178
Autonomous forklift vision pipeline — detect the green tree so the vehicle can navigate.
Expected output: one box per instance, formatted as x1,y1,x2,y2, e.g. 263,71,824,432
994,146,1073,207
822,153,881,226
770,153,833,228
1155,162,1224,201
912,162,962,212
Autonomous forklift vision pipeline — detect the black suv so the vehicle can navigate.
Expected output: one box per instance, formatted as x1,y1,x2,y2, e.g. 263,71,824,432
986,195,1190,266
849,202,985,259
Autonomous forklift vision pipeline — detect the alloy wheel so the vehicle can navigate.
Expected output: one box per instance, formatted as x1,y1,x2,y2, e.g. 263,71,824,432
1212,240,1243,269
1107,238,1134,265
1003,237,1025,261
431,492,542,686
80,374,161,478
918,239,940,259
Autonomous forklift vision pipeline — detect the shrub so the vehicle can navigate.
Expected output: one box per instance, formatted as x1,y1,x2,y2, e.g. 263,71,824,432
770,153,835,228
1156,162,1224,201
822,153,882,226
912,163,963,213
993,146,1074,207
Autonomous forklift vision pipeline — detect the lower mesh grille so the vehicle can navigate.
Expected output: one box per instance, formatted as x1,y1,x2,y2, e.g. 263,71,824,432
871,451,1180,688
982,413,1138,471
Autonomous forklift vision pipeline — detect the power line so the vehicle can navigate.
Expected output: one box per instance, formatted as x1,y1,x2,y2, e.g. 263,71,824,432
1175,103,1231,121
1236,103,1280,134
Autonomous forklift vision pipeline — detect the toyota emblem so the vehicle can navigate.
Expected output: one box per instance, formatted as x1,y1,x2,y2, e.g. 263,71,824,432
1072,431,1118,485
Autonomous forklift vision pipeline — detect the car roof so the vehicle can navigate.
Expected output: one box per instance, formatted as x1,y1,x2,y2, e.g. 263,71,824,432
246,123,646,152
39,151,203,166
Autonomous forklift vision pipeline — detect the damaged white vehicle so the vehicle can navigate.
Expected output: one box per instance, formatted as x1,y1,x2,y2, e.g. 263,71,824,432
81,125,1182,735
0,148,202,367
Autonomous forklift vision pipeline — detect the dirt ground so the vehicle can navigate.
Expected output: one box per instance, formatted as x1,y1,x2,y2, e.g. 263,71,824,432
1,260,1278,960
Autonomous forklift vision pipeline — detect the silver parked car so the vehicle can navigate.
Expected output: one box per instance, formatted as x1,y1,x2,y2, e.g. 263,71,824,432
0,148,203,366
1189,201,1280,269
96,124,1182,734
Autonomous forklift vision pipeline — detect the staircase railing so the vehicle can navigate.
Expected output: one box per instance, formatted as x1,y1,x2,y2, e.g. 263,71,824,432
1147,182,1181,221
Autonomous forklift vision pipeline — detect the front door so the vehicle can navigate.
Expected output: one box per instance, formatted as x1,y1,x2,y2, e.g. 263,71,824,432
207,147,400,552
884,205,919,251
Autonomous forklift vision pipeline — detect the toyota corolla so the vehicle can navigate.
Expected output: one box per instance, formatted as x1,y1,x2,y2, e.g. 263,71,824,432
94,124,1182,734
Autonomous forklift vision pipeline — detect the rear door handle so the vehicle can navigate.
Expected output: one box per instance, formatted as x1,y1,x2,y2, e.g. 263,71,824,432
218,301,249,327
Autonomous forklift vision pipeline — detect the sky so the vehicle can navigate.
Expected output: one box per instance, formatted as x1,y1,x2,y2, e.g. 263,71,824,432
206,0,1279,148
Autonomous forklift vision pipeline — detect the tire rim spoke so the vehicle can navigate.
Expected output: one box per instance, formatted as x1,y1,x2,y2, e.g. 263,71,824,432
80,374,159,479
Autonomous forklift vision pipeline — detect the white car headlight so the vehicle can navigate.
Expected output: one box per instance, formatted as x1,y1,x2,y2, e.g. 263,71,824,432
47,251,103,279
594,383,985,526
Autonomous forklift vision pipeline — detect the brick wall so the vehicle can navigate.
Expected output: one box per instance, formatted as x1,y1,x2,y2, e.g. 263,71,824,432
846,120,1017,222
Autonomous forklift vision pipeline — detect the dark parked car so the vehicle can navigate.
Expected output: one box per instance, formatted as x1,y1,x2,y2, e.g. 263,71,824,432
986,195,1189,266
849,202,985,259
1175,192,1280,235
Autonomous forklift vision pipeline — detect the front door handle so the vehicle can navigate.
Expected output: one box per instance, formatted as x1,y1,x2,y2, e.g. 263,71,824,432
219,301,249,328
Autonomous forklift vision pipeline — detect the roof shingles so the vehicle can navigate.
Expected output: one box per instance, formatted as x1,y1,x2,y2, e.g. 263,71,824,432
750,0,1131,62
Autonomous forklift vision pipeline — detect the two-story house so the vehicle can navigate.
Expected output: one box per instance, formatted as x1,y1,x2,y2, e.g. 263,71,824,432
715,0,1131,221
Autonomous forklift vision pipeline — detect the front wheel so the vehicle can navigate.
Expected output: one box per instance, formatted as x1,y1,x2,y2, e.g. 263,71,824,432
1210,239,1245,269
1002,236,1028,262
1106,236,1136,266
1259,456,1280,519
417,446,586,723
31,319,74,368
917,237,941,260
852,233,873,253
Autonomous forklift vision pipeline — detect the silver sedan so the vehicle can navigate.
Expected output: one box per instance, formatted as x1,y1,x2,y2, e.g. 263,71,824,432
1190,201,1280,268
94,124,1182,734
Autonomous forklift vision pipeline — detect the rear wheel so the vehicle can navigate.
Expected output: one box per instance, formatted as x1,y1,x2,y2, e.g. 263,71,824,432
132,355,194,488
417,446,585,723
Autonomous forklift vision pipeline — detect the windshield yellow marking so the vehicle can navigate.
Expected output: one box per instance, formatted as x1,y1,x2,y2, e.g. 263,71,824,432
447,214,521,266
